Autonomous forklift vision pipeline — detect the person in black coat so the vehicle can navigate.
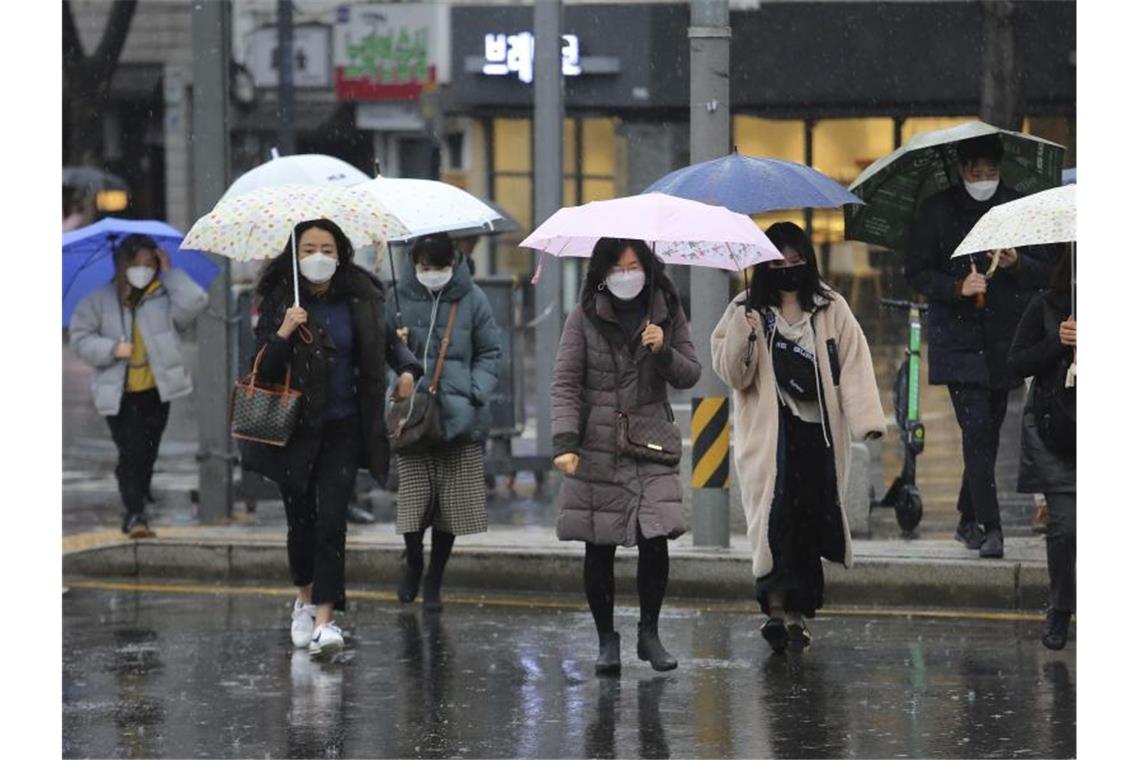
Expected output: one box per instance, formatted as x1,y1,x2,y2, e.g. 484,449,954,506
246,219,422,657
1009,254,1076,650
906,133,1057,559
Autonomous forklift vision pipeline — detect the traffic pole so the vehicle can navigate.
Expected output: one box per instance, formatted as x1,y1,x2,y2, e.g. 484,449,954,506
276,0,296,155
533,0,564,465
191,0,234,523
688,0,732,547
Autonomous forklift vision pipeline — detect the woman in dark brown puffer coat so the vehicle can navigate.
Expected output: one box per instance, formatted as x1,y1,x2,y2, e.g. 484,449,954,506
551,237,701,675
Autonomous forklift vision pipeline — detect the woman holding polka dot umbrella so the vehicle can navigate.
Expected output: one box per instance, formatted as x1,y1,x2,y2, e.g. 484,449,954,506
182,185,420,657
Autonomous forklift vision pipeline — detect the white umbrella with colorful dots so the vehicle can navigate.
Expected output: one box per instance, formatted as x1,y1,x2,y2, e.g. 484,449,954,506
181,183,410,305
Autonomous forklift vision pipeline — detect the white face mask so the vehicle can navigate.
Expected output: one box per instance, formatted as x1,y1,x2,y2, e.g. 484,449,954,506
964,179,999,202
416,267,453,293
298,253,338,284
605,269,646,301
126,266,156,290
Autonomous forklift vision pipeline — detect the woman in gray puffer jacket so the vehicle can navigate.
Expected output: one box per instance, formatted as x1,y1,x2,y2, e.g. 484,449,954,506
69,233,208,538
551,238,701,675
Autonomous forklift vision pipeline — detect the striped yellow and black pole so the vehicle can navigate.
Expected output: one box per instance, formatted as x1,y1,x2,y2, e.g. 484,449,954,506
691,396,730,489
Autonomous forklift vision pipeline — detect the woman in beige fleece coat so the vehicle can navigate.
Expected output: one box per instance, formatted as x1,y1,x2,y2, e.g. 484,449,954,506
711,222,885,652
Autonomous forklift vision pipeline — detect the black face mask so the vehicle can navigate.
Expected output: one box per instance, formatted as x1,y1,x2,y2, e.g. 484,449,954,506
769,264,807,293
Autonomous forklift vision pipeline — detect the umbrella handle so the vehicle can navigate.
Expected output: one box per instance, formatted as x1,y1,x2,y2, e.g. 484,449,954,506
969,258,985,311
387,242,402,320
291,226,300,307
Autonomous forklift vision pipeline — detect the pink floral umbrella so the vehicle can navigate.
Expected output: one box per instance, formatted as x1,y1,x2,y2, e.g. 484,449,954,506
520,193,783,282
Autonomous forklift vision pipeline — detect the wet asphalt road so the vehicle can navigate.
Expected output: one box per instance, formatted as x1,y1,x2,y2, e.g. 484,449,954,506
62,585,1075,759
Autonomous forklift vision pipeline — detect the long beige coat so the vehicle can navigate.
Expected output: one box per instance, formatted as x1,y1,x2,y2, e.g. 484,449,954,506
711,289,886,579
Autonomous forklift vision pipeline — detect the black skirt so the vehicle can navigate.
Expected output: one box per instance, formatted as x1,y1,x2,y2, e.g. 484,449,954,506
755,404,845,618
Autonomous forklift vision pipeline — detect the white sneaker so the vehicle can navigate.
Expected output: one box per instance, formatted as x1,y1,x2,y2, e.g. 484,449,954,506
290,600,317,648
309,621,344,658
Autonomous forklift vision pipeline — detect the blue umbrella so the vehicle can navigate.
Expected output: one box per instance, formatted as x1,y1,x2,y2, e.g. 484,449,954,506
643,152,864,215
62,217,221,327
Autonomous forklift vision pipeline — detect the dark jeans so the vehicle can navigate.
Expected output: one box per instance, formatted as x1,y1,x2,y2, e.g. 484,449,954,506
583,528,670,635
948,384,1010,527
105,389,170,525
280,415,360,611
1044,492,1076,613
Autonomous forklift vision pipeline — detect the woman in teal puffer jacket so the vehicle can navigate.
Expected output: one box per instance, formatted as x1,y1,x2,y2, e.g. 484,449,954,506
386,234,502,611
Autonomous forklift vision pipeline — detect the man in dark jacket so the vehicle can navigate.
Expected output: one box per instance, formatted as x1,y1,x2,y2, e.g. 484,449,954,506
906,133,1055,559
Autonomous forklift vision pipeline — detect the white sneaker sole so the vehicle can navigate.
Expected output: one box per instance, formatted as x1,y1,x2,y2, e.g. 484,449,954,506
309,638,344,658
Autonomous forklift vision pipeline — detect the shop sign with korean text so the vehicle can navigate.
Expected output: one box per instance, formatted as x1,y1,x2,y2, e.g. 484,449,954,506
334,3,450,101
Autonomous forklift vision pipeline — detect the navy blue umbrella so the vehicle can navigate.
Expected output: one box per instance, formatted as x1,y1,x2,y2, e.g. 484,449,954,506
643,152,864,215
62,217,221,327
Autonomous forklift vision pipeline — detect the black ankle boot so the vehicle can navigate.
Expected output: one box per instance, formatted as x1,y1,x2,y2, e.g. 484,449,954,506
637,624,678,671
596,631,621,675
422,571,443,612
1042,609,1072,650
398,550,423,603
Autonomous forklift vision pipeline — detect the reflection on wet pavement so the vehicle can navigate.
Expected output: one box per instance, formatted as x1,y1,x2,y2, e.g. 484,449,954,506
63,586,1075,758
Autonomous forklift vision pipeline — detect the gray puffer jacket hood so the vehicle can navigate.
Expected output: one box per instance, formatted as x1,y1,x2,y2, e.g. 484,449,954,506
69,269,208,415
551,276,701,547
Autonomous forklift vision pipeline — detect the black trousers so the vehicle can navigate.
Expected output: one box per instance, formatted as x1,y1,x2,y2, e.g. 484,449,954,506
1044,492,1076,613
280,415,360,611
583,528,670,635
105,389,170,524
948,384,1010,527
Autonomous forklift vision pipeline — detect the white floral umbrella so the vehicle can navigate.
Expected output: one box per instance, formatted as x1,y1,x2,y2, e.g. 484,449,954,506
952,184,1075,258
181,183,410,304
221,151,370,200
358,177,505,241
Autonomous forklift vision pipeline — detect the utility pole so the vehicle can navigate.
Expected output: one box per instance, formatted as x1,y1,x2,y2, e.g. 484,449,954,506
277,0,296,154
688,0,732,547
192,0,234,523
533,0,564,465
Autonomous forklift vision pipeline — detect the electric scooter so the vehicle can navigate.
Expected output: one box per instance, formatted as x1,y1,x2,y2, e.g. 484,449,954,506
874,299,929,536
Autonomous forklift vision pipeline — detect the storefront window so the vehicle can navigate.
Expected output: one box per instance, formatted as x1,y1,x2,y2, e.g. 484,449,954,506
1023,116,1076,166
732,116,804,161
901,116,977,145
489,115,618,276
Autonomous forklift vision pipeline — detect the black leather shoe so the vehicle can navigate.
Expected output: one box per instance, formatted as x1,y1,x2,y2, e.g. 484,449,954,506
596,631,621,675
1042,609,1072,650
397,551,423,603
955,520,984,550
979,526,1005,558
347,505,376,525
761,617,789,653
788,621,812,647
637,624,678,671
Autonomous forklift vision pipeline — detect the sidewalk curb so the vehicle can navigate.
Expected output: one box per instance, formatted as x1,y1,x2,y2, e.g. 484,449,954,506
63,539,1048,611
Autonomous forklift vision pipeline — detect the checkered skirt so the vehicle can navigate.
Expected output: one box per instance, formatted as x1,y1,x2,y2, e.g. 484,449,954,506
395,442,488,535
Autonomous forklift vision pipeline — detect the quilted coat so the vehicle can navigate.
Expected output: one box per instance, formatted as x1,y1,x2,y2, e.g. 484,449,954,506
551,276,701,546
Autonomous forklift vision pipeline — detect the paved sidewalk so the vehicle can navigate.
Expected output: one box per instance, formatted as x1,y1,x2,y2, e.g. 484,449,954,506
63,522,1048,612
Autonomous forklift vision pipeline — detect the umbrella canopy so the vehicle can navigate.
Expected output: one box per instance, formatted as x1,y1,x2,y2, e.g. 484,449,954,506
520,193,783,271
357,177,506,242
952,185,1075,258
182,184,409,263
221,153,370,201
845,121,1065,250
62,218,220,327
644,152,864,214
63,166,128,193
